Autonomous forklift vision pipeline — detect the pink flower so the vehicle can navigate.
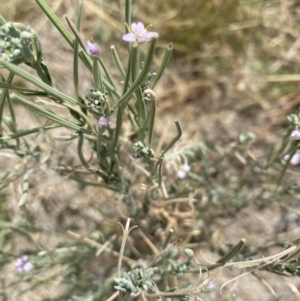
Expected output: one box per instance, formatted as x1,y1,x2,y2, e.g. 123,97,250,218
86,40,100,56
284,151,300,166
15,255,33,273
291,125,300,140
122,22,158,43
97,116,111,128
177,164,191,179
202,280,215,293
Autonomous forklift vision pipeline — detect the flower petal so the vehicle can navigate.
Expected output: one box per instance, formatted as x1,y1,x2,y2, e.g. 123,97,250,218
97,116,112,128
177,170,187,179
135,22,145,34
131,22,138,32
86,40,100,56
23,261,33,272
291,127,300,140
122,33,137,42
138,31,158,42
182,164,191,172
21,255,28,262
16,266,23,273
284,151,300,166
15,258,23,267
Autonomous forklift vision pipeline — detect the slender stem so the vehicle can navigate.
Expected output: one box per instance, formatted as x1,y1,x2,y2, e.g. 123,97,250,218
35,0,73,46
71,12,80,99
92,58,103,91
160,120,182,156
111,46,126,79
0,125,59,142
77,133,113,182
65,15,86,53
111,47,133,150
125,0,131,30
0,82,45,92
152,43,173,88
12,94,93,135
146,92,157,151
131,45,139,82
96,131,103,162
0,14,7,25
0,72,14,136
112,106,123,151
35,0,120,98
162,228,174,249
130,46,145,123
0,60,79,106
157,156,163,187
98,57,117,89
117,219,137,277
6,92,19,147
110,38,157,112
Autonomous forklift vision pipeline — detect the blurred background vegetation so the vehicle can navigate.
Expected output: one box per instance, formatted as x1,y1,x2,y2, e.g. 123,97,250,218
1,0,300,300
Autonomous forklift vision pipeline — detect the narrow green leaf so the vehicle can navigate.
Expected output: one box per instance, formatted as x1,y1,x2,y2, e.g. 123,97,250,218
152,43,173,88
0,72,14,136
0,125,59,142
35,0,73,46
0,60,78,106
111,38,157,111
216,239,245,264
111,45,126,79
12,94,93,135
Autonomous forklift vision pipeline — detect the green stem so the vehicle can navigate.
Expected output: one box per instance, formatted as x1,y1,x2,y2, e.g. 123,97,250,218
6,92,20,147
35,0,120,98
98,57,117,90
0,125,59,142
111,47,133,150
131,45,139,82
0,14,7,25
0,60,78,106
35,0,73,46
152,43,173,88
111,45,126,79
96,131,103,162
160,120,182,157
110,38,157,112
0,72,14,136
77,133,111,181
146,91,157,150
65,15,86,53
92,58,103,91
12,94,93,135
125,0,131,29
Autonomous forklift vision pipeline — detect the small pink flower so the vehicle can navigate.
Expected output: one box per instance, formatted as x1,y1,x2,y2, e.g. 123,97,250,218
202,280,215,293
284,151,300,166
122,22,158,44
177,164,191,179
86,40,100,56
97,116,111,128
15,255,33,273
291,125,300,140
